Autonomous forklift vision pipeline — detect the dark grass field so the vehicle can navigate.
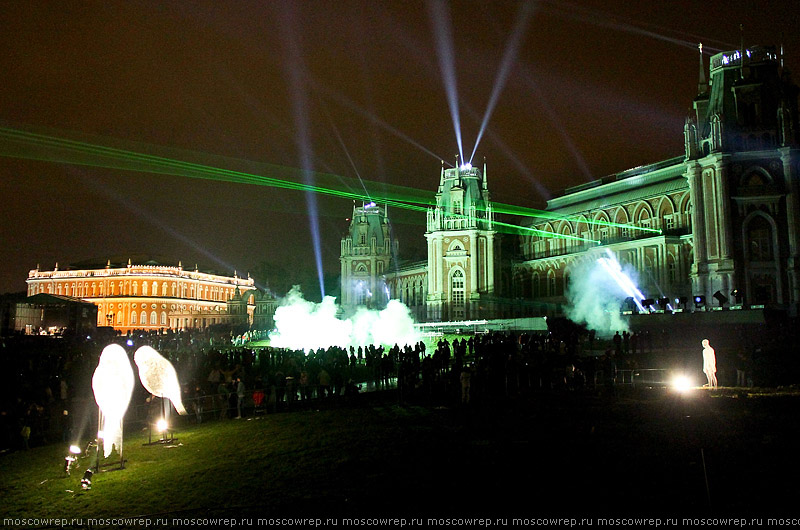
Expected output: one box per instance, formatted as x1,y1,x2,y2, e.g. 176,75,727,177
2,387,800,528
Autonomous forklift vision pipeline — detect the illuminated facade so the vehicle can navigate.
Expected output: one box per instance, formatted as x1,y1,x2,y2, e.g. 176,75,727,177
423,161,499,321
515,45,800,314
340,203,397,313
343,44,800,322
26,259,268,333
341,161,501,322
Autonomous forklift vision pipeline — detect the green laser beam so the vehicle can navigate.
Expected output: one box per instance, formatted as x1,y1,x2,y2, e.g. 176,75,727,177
0,124,654,242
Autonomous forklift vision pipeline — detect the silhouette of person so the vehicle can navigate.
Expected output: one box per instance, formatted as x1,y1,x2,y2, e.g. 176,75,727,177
702,339,717,388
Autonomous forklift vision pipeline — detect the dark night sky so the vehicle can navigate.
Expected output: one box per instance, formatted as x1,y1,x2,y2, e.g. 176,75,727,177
1,1,798,298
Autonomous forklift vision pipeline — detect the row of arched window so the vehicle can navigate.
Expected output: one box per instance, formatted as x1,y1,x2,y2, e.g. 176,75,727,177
522,194,692,259
31,278,239,302
130,311,168,327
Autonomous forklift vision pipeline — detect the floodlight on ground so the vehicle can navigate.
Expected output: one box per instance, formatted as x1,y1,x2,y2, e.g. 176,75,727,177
694,295,706,309
671,375,694,393
64,445,82,475
81,469,93,490
156,418,168,432
713,290,728,306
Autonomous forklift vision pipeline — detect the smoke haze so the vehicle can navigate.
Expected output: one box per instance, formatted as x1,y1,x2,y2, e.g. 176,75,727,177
269,286,420,352
565,257,635,337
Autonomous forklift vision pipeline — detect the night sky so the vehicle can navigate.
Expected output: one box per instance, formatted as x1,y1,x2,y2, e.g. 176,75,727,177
1,1,798,298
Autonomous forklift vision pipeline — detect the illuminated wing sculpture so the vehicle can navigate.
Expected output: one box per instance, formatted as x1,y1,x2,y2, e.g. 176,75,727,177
92,344,135,457
134,346,188,415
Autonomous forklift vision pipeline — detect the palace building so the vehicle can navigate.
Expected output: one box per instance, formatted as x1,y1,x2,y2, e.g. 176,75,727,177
341,160,501,322
342,44,800,321
26,258,277,333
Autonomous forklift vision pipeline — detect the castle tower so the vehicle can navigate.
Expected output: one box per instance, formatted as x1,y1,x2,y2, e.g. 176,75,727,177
339,202,397,312
684,45,800,311
426,160,499,321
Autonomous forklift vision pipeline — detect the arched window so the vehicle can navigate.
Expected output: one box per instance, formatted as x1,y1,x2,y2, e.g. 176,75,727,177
140,311,147,326
161,311,167,326
547,270,557,297
532,273,540,298
150,312,157,326
133,282,138,296
131,312,137,325
451,270,465,320
142,282,148,296
162,283,167,296
747,216,773,261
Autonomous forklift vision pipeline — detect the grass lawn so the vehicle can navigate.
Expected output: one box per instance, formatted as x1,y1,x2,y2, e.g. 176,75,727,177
3,388,800,527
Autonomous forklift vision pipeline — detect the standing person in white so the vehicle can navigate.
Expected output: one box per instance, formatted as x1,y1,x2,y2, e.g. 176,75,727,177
702,339,717,388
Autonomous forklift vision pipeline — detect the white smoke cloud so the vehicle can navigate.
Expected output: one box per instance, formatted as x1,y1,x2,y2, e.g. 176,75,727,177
268,286,420,352
565,256,636,336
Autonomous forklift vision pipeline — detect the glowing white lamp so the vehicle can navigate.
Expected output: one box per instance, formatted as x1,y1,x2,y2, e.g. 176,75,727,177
92,344,135,457
156,418,168,432
672,375,693,392
69,445,82,455
134,346,188,415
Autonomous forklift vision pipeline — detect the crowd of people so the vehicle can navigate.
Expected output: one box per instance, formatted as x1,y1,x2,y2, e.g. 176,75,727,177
0,318,794,454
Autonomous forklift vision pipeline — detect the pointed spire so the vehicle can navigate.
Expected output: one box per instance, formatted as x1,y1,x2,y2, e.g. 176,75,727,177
483,156,488,190
698,43,708,95
127,258,131,267
739,24,745,80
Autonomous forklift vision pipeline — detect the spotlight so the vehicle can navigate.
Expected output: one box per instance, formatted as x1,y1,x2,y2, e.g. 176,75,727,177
81,469,93,490
731,289,742,302
713,290,728,306
63,445,82,476
156,418,168,432
671,375,693,392
657,298,670,311
641,298,655,310
693,295,706,309
126,339,134,347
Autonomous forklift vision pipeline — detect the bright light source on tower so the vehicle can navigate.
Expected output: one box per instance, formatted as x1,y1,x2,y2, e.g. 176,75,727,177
460,163,472,170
